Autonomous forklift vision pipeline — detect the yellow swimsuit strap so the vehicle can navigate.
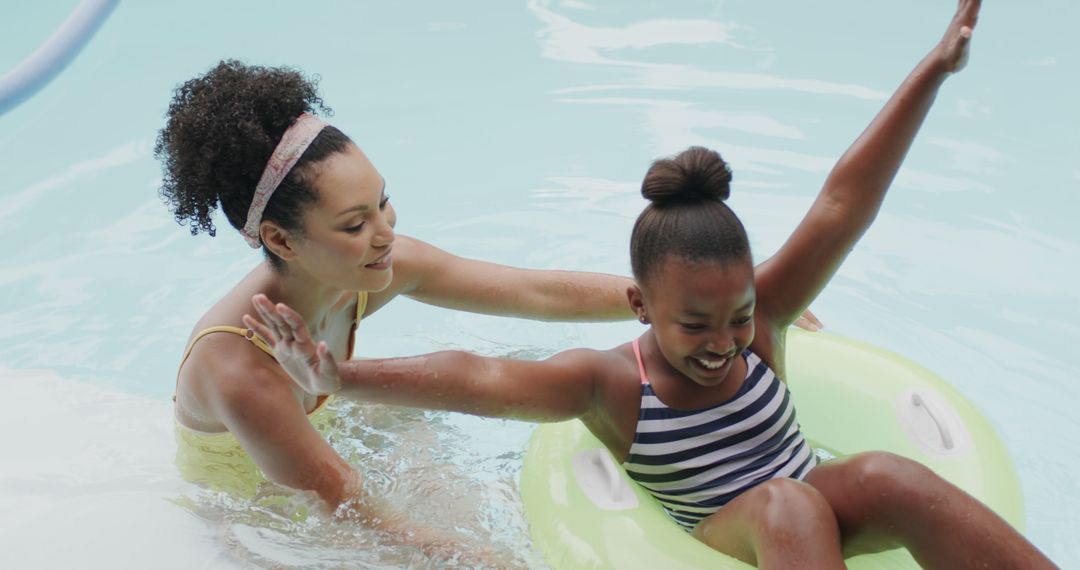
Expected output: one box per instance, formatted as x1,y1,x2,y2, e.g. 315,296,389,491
176,291,368,377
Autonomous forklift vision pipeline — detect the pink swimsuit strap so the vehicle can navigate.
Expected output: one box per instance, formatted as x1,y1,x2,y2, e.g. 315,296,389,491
632,338,650,385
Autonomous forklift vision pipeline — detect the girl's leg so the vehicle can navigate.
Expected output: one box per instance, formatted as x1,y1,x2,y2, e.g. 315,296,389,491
804,451,1056,569
691,478,845,570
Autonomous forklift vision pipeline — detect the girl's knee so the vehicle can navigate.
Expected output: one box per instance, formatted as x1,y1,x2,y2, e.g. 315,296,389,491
694,478,834,540
847,451,941,503
852,451,931,483
748,478,836,534
693,479,844,568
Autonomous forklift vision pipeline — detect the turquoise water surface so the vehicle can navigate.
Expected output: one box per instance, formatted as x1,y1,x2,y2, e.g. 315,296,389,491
2,1,1077,567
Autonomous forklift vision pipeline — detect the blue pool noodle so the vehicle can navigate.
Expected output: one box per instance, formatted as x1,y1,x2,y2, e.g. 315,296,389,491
0,0,119,116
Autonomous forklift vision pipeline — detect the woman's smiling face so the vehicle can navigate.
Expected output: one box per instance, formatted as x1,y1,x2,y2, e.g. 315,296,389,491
639,255,756,388
290,144,397,292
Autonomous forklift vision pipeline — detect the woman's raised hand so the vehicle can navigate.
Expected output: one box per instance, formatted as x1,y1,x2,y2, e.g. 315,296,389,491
243,294,343,395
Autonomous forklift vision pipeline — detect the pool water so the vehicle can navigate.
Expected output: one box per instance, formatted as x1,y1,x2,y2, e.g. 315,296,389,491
2,0,1077,567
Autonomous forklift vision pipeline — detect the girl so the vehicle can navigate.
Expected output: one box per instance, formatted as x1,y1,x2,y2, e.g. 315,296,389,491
247,0,1055,567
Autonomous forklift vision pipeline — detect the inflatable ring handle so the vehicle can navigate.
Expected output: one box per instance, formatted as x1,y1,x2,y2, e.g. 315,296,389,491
911,392,955,450
594,451,623,502
570,447,639,510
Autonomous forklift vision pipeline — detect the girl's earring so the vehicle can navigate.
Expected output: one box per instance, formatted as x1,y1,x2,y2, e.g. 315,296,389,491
639,314,649,324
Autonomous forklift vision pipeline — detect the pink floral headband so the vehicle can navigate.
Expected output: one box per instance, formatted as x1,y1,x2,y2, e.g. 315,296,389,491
241,112,328,248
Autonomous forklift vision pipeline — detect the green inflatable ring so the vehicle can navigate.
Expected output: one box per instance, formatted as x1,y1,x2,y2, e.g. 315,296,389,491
520,330,1024,569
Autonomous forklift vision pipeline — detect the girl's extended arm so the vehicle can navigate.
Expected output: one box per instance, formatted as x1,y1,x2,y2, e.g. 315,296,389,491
244,294,604,422
755,0,980,328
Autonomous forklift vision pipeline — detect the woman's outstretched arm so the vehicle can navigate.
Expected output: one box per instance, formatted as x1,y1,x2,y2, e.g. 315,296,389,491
755,0,981,329
244,294,607,422
370,235,634,321
372,235,824,328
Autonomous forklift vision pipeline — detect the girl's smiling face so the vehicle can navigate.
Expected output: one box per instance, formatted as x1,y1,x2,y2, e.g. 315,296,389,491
633,255,756,389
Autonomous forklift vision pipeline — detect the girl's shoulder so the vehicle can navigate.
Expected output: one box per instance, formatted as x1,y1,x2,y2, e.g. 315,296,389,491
749,316,787,380
578,342,648,459
540,343,642,403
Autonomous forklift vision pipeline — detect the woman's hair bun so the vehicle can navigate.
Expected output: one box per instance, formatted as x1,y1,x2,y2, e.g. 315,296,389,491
640,146,732,205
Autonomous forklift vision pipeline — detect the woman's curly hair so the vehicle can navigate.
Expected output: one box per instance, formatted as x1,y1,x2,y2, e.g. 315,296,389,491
154,60,352,268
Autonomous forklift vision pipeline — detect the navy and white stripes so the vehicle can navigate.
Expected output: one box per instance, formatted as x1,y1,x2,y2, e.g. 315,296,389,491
622,349,816,530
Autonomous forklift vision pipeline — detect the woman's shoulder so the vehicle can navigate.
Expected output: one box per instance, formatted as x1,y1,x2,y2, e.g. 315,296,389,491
175,330,293,432
178,309,297,390
174,265,298,431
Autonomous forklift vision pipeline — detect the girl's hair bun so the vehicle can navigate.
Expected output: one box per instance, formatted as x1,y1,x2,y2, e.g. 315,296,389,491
640,146,732,206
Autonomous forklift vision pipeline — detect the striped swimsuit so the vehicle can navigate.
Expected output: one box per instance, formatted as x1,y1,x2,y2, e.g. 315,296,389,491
622,338,817,530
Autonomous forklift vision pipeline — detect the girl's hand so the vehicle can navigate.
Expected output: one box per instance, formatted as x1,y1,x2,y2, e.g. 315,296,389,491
243,294,343,395
935,0,980,74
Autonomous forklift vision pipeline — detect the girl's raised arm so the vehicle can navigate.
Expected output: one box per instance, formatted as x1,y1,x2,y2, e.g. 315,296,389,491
755,0,980,329
244,294,607,422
